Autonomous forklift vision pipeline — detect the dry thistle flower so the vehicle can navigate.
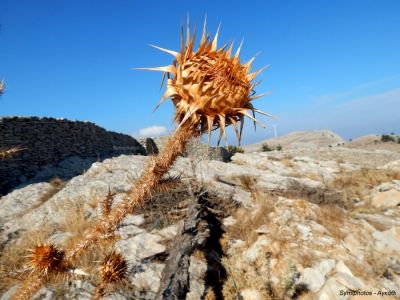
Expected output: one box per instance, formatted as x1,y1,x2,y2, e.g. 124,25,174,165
99,251,127,283
93,251,127,299
27,244,65,275
138,18,271,145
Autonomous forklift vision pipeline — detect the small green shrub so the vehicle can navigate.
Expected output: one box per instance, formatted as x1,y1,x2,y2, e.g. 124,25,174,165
261,143,273,152
261,143,282,152
381,134,396,143
228,145,244,154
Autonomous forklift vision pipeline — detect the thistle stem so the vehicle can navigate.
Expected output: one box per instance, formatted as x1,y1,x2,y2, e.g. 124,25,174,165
10,275,46,300
66,123,199,261
11,123,201,300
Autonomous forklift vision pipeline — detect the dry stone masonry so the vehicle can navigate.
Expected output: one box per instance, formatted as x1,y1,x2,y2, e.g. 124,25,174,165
0,116,146,195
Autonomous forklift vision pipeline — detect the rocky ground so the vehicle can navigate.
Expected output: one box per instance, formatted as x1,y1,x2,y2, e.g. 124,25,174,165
1,144,400,299
242,130,346,152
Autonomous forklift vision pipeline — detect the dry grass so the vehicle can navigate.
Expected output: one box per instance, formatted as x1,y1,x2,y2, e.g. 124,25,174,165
204,287,217,300
331,168,400,206
222,251,304,300
227,190,276,245
136,182,190,230
287,171,323,183
281,157,295,168
316,204,346,240
235,174,257,192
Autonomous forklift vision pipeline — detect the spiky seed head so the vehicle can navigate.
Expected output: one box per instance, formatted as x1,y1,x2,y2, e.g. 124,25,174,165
100,251,127,283
28,244,64,274
138,20,271,145
100,187,115,217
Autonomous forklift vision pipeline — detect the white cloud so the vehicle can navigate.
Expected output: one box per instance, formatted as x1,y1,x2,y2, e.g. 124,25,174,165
136,125,167,138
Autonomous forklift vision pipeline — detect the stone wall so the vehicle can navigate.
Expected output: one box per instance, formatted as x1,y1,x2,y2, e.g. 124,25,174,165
0,117,146,195
137,136,232,162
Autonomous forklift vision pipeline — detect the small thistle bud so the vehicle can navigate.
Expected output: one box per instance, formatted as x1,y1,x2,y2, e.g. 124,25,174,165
28,244,65,275
101,187,115,217
99,251,127,283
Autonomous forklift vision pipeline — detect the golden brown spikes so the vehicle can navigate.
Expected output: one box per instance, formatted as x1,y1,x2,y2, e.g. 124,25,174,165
149,44,180,58
239,115,245,146
99,251,127,283
247,64,270,81
218,114,229,146
175,105,199,133
186,15,190,48
252,108,274,118
251,109,257,131
93,251,127,300
206,115,214,145
200,15,208,46
237,109,266,128
27,244,65,275
234,39,243,59
100,188,115,217
229,116,241,142
225,42,234,58
10,275,46,300
250,92,271,101
154,83,176,112
211,23,220,51
134,65,176,76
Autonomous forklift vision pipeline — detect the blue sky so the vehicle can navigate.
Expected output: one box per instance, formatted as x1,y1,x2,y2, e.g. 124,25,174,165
1,0,399,145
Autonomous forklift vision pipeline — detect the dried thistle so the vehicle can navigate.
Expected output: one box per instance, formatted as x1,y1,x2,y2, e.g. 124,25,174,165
93,251,127,299
14,20,271,299
10,245,63,299
138,18,271,146
99,251,127,283
27,244,65,275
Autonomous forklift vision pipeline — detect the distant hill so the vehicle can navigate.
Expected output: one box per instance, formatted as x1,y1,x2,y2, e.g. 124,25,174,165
243,130,345,152
344,134,400,152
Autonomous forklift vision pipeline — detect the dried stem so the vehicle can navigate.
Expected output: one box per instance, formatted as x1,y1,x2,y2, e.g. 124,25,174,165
66,123,199,261
92,283,106,300
10,275,46,300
